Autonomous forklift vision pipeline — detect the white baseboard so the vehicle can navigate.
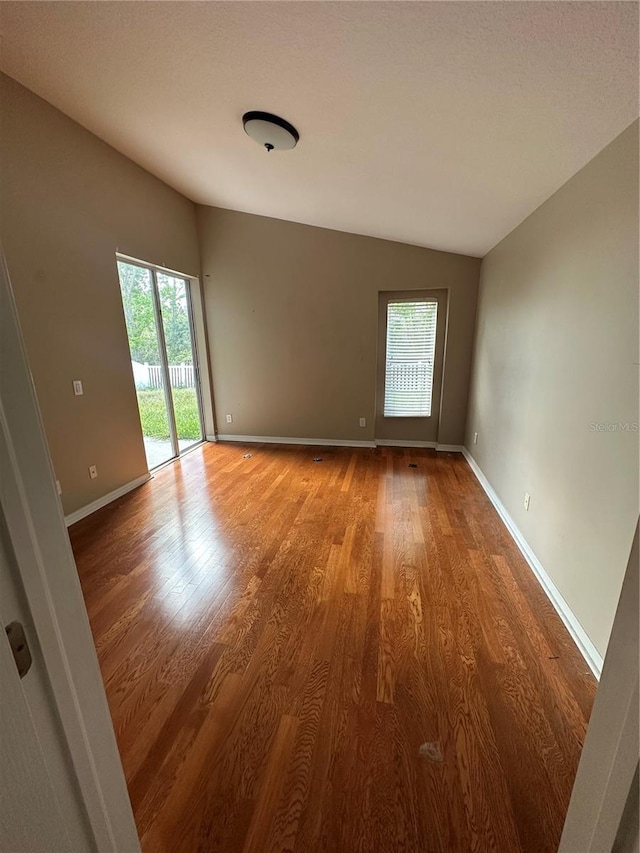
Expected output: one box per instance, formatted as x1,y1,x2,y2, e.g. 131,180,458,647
215,435,465,452
216,434,377,449
65,474,151,527
462,448,603,679
375,439,437,448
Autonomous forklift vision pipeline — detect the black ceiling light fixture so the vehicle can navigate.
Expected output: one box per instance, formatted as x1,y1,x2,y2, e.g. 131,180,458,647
242,111,299,152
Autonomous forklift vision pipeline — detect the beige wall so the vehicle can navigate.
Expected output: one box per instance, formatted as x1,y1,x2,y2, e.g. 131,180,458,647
196,207,480,445
465,121,639,657
0,74,201,514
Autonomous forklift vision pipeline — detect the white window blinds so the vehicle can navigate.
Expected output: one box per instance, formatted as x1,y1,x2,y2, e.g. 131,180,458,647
383,300,438,417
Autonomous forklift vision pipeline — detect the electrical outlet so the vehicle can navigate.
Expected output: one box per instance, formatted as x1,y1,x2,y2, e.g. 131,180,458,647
55,479,62,496
73,380,84,396
473,432,478,445
226,414,233,424
359,417,366,428
88,465,98,480
524,492,531,511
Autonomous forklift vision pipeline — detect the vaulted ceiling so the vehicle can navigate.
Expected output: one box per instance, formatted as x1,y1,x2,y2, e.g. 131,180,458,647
1,1,637,256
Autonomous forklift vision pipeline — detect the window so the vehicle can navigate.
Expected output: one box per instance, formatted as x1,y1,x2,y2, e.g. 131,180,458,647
383,299,438,417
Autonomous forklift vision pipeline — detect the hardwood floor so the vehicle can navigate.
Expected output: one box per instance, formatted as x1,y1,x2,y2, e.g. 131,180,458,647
70,443,596,853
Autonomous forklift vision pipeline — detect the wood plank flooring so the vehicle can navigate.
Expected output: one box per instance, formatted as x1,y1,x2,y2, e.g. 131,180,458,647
70,443,596,853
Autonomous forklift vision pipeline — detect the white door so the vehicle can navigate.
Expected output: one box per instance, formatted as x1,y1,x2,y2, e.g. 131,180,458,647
0,515,87,852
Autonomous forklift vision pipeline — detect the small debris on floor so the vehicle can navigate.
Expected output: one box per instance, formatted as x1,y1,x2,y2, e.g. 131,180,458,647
408,463,418,468
313,457,324,463
548,655,559,660
419,742,444,763
243,453,253,459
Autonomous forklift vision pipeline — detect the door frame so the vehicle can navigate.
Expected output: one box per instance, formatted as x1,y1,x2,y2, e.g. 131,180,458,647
375,288,448,444
1,249,141,851
558,520,639,852
149,264,181,459
116,253,207,465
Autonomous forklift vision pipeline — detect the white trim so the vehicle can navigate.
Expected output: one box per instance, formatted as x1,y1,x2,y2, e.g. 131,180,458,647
462,447,603,678
217,434,376,448
214,435,463,452
375,439,437,448
64,474,151,527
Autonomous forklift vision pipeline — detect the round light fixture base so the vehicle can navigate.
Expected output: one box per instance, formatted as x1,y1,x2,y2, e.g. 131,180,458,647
242,111,299,152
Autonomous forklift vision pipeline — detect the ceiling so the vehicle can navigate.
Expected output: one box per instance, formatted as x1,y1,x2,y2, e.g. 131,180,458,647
0,2,637,257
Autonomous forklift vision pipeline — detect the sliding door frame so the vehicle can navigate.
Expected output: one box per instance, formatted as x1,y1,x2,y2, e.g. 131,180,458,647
149,266,181,459
184,279,206,446
116,253,206,466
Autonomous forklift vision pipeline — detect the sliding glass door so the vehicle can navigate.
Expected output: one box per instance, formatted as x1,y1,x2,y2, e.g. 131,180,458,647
117,259,203,470
155,272,203,454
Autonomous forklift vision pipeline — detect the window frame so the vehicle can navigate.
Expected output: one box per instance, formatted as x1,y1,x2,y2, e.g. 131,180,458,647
382,298,439,418
375,289,448,444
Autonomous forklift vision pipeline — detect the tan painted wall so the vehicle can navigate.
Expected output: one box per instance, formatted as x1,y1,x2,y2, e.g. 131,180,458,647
196,207,480,445
465,121,639,657
0,74,201,515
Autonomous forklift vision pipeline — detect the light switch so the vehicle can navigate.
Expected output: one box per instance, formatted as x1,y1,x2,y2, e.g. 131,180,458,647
73,380,83,396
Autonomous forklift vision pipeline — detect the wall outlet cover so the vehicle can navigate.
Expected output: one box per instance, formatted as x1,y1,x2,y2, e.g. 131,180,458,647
226,414,233,424
359,417,366,427
88,465,98,480
73,380,83,396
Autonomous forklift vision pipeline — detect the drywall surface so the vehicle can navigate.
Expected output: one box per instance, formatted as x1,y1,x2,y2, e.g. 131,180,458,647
197,207,480,445
0,74,200,514
465,121,639,657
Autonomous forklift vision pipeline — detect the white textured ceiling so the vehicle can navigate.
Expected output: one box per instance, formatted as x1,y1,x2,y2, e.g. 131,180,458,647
1,2,637,256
